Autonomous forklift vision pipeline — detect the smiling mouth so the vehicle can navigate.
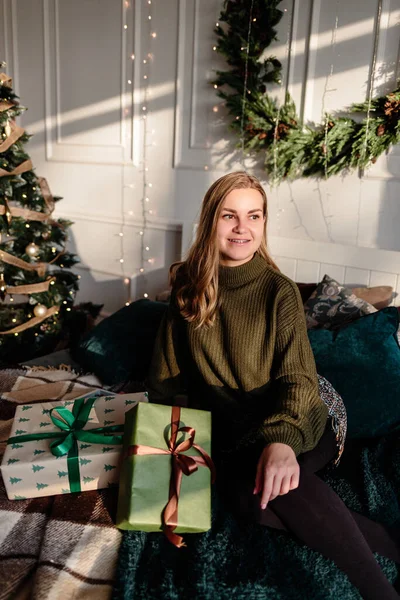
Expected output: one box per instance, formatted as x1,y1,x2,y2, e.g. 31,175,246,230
228,239,251,244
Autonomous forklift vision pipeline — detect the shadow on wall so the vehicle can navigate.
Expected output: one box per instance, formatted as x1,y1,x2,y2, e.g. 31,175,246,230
66,226,178,315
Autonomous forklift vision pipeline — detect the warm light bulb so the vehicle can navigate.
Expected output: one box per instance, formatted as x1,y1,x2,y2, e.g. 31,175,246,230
25,224,30,228
124,24,128,29
139,268,144,273
128,79,132,84
148,15,152,20
143,59,147,64
151,32,157,38
125,302,130,306
144,293,148,298
119,232,124,237
204,165,209,171
213,84,218,89
213,106,219,112
213,46,217,51
145,197,150,202
216,22,219,26
120,258,124,263
144,75,148,79
139,231,144,235
22,194,27,199
252,18,256,22
131,54,135,60
148,183,153,187
124,277,130,284
142,106,147,111
145,246,150,251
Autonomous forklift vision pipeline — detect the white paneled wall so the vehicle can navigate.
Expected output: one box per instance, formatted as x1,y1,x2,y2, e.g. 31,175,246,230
0,0,399,313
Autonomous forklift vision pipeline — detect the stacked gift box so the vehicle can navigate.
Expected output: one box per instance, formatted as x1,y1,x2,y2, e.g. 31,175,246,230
1,389,215,546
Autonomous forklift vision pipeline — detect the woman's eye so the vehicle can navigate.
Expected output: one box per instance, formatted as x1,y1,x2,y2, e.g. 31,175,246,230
250,214,260,220
222,214,234,220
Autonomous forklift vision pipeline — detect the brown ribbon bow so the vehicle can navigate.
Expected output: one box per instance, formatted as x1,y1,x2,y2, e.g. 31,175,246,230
126,405,216,548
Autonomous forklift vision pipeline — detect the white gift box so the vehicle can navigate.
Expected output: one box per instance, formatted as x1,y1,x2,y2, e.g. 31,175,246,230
1,389,147,500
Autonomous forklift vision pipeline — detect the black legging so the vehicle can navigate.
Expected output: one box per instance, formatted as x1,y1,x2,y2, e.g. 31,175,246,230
219,427,400,600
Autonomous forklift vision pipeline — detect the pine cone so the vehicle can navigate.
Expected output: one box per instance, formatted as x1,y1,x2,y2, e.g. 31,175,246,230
258,132,267,140
377,124,385,136
384,96,400,123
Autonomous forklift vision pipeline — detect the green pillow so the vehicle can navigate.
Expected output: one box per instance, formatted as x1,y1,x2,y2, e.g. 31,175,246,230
308,307,400,439
72,299,168,385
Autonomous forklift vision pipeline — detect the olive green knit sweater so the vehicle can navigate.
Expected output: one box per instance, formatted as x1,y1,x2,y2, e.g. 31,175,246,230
146,253,328,456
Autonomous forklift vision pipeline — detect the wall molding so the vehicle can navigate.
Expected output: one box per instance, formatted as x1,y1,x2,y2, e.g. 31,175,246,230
55,209,183,232
42,0,140,165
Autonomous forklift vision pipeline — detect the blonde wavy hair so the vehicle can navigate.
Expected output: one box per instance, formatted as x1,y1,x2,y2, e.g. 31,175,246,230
170,171,279,328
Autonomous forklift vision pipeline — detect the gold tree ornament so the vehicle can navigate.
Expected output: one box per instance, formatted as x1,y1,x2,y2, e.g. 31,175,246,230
3,197,12,230
25,242,40,258
4,120,11,137
0,273,6,301
33,304,47,318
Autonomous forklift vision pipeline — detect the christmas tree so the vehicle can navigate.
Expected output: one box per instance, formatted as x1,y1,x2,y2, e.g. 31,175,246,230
0,62,80,363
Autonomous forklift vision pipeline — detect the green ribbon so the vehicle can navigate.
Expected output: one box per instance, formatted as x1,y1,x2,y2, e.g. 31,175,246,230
7,395,123,493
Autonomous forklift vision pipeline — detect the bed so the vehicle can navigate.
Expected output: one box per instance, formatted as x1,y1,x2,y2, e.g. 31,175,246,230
1,237,400,599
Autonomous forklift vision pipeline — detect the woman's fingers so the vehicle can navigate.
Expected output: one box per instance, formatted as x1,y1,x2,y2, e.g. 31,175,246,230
278,475,292,496
289,469,300,490
260,474,275,508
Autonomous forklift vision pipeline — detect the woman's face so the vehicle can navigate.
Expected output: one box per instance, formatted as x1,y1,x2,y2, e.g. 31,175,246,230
217,188,265,267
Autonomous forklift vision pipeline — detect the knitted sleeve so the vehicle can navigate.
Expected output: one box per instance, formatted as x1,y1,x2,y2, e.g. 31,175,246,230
145,297,185,405
260,281,329,456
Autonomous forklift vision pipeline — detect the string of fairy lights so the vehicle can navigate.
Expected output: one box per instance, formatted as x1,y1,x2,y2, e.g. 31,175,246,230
119,0,156,306
115,0,383,298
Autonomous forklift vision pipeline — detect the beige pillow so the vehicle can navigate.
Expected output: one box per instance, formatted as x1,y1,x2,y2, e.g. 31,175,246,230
352,286,393,310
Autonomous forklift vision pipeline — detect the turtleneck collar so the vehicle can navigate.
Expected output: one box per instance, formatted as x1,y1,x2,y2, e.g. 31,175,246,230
218,252,268,288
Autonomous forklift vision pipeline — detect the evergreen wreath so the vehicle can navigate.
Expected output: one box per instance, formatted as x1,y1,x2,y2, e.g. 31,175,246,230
213,0,400,182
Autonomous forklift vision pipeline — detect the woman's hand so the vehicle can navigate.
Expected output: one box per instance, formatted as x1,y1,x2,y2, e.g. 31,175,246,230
254,443,300,509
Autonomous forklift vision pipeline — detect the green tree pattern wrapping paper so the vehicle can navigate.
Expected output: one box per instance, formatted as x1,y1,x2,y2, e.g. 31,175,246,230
1,390,148,500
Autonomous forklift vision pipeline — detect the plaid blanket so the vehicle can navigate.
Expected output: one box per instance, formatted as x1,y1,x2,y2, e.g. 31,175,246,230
0,365,123,600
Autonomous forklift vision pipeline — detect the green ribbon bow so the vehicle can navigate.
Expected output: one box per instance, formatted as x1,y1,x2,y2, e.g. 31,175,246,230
7,395,123,493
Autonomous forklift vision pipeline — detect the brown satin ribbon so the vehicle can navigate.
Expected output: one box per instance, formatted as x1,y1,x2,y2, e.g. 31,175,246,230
0,158,33,178
0,121,24,153
0,249,48,278
37,176,55,214
0,73,12,87
0,100,14,112
0,204,52,222
4,275,56,296
125,405,216,548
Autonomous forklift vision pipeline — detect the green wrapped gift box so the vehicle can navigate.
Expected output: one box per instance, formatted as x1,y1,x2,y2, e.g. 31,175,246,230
116,402,214,547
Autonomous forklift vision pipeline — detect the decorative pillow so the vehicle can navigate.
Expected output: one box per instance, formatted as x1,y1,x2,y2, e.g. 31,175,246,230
71,299,168,386
304,274,377,329
351,285,393,310
308,307,400,439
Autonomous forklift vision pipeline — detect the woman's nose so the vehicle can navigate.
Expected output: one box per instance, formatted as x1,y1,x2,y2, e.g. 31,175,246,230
232,220,247,233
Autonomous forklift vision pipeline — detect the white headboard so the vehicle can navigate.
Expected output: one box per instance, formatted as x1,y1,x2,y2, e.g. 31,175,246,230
269,236,400,306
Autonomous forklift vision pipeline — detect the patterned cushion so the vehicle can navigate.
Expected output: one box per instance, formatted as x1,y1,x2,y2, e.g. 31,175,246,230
304,274,377,330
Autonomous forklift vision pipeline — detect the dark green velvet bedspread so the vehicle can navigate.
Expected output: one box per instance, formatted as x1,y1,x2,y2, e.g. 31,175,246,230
112,433,400,600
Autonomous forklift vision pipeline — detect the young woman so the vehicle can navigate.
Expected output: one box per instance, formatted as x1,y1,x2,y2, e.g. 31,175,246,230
146,171,399,599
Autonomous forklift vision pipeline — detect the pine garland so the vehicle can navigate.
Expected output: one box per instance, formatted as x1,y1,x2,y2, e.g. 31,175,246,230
213,0,400,182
